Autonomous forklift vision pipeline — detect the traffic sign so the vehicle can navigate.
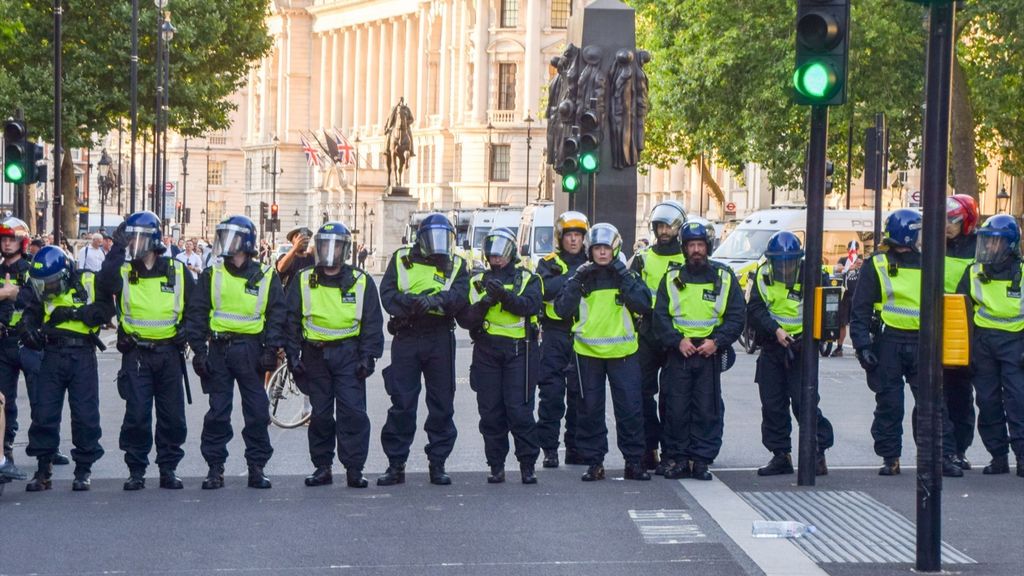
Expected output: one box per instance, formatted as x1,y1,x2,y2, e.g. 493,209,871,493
165,181,175,192
911,191,920,203
725,202,736,213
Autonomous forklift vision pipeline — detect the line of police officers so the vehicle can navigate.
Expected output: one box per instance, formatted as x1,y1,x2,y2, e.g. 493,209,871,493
2,197,1022,492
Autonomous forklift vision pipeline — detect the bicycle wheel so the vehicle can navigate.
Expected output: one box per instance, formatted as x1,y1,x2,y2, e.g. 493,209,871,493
265,361,311,429
819,340,834,357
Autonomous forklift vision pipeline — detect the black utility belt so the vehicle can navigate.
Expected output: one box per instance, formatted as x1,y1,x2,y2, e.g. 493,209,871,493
302,338,356,350
45,335,93,348
134,338,179,351
210,332,261,343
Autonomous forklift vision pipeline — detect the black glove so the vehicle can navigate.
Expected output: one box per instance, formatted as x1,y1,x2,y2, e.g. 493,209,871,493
856,347,879,372
612,259,629,277
484,278,506,299
260,347,280,373
356,356,376,379
112,221,130,248
422,293,444,313
572,261,595,281
192,352,211,379
410,296,431,315
20,330,44,351
47,306,81,326
288,356,306,378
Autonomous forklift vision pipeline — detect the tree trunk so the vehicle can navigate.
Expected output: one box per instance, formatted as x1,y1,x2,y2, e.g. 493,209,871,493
950,54,979,200
61,148,77,240
26,183,36,234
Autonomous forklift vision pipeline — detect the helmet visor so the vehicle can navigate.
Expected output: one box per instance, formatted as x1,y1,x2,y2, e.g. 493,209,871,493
29,272,66,300
125,225,160,261
213,224,248,258
484,235,516,260
976,234,1010,265
650,204,686,234
314,232,352,267
587,225,622,257
418,228,455,257
770,256,801,286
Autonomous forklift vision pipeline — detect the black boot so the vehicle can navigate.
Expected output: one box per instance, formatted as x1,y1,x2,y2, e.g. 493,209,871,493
757,452,794,476
643,449,660,472
954,452,971,470
878,457,901,476
942,455,964,478
202,464,225,490
690,460,712,481
563,450,586,465
816,452,829,476
159,468,184,489
624,461,651,481
664,460,690,480
376,463,406,486
654,459,674,476
429,462,452,486
520,463,537,485
123,468,146,491
487,465,505,484
52,451,70,466
581,463,605,482
247,464,272,489
72,465,91,491
1017,460,1024,478
982,454,1009,475
0,452,26,482
346,468,368,488
305,466,333,487
542,449,559,469
25,460,53,492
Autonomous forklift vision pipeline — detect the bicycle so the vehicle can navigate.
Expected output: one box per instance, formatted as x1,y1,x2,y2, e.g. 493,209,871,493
264,359,312,429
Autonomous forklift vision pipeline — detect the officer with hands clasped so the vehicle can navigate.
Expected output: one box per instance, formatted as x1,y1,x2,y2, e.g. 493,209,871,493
747,231,833,476
535,211,589,468
653,221,744,481
378,213,468,486
99,211,194,490
22,246,113,491
555,223,652,482
186,215,287,490
457,227,542,484
286,222,384,488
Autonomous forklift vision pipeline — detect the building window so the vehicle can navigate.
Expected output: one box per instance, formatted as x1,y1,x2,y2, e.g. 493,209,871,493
490,144,510,182
245,158,252,190
207,160,226,186
500,0,519,28
497,64,517,111
551,0,570,29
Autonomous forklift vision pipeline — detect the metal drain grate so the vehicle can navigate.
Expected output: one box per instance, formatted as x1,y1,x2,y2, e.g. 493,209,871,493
740,490,975,564
628,509,706,544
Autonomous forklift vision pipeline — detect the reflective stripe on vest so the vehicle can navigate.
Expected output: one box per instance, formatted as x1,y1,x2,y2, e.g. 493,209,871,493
542,253,569,321
300,268,365,341
640,249,686,306
873,254,921,330
665,266,731,338
43,272,97,335
755,265,803,334
969,262,1024,332
119,260,185,340
945,255,973,294
209,262,272,334
469,268,534,339
572,288,637,358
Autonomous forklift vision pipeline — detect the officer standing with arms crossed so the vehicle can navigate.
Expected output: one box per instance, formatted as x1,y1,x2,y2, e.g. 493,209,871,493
850,209,962,477
22,246,113,491
378,213,468,486
98,211,193,490
944,195,979,470
654,222,744,481
535,211,589,468
747,231,833,476
457,228,542,484
555,223,652,482
186,215,286,490
630,201,687,473
957,215,1024,477
286,222,384,488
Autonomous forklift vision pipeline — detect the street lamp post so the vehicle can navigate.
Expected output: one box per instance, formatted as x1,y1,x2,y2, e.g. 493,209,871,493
353,134,361,265
486,122,494,206
200,208,207,239
160,16,176,229
97,149,112,230
997,185,1011,213
181,138,189,234
153,0,167,220
267,136,283,245
369,207,375,254
130,0,139,212
524,113,535,201
205,144,211,240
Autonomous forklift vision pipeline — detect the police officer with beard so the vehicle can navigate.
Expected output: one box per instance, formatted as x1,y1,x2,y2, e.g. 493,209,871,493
378,214,468,486
286,222,384,488
944,195,979,470
535,211,589,468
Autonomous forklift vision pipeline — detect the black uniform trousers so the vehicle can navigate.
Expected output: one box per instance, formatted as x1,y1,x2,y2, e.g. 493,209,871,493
200,338,273,466
972,328,1024,460
302,340,370,471
575,353,645,465
0,336,41,453
470,336,540,466
755,342,834,454
943,366,976,455
380,327,457,465
869,330,957,458
637,331,668,452
26,345,103,466
661,349,723,464
117,346,186,473
535,325,579,453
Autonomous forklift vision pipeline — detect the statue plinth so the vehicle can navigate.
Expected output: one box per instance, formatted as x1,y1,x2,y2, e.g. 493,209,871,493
387,186,411,197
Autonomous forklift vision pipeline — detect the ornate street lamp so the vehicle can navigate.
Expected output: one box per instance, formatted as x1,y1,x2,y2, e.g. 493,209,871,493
524,113,535,201
97,149,112,229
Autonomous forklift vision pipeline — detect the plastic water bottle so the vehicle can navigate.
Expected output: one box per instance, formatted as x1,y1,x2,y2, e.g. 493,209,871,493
751,520,817,538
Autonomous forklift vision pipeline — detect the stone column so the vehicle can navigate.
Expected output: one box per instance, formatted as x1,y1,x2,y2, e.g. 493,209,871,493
318,34,328,129
437,0,452,123
416,8,428,125
276,35,286,137
365,24,377,129
472,0,489,125
391,18,403,107
524,0,541,120
329,32,339,128
378,20,389,130
403,16,415,108
342,29,353,130
455,1,468,124
353,25,364,134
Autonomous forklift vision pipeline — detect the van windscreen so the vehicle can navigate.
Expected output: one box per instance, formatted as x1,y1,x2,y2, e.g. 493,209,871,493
713,229,776,260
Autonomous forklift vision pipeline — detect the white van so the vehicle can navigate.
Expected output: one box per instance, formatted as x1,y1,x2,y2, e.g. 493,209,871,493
516,202,554,270
466,206,523,271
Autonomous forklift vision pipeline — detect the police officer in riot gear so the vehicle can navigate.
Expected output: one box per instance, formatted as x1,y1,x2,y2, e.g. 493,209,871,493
285,222,384,488
747,231,833,476
378,213,468,486
186,215,287,489
536,211,589,468
629,201,687,473
944,195,979,470
98,211,194,490
555,223,653,482
22,246,113,491
457,228,542,484
957,215,1024,478
653,222,744,481
850,209,962,477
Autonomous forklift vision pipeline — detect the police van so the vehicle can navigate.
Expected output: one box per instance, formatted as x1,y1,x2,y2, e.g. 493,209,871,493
516,202,554,270
465,206,523,272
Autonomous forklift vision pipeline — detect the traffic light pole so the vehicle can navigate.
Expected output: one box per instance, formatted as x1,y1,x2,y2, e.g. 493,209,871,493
916,2,955,572
52,0,63,241
798,104,827,487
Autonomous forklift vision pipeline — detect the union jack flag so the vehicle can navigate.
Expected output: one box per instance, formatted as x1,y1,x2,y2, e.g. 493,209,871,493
300,135,321,167
334,129,355,166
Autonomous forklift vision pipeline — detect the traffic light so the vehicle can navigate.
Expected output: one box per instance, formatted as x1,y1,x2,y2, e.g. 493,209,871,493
825,160,835,194
579,102,601,174
270,203,279,221
3,120,34,185
793,0,850,106
33,143,45,184
259,201,268,225
558,126,582,193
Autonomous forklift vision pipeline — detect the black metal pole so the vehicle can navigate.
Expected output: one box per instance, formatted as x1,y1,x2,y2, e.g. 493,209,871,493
873,114,885,246
271,141,278,246
845,105,854,209
205,145,211,239
52,0,62,241
526,121,533,202
118,124,123,214
161,34,170,231
798,105,828,486
916,2,955,571
130,0,139,212
141,131,148,212
182,138,188,233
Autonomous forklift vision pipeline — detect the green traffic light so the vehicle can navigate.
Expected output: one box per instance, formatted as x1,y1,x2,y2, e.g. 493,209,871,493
562,173,580,193
580,151,599,173
4,162,24,183
793,60,838,101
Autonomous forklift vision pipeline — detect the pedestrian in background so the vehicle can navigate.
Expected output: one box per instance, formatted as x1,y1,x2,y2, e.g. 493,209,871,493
277,227,315,288
76,233,106,273
175,239,204,279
